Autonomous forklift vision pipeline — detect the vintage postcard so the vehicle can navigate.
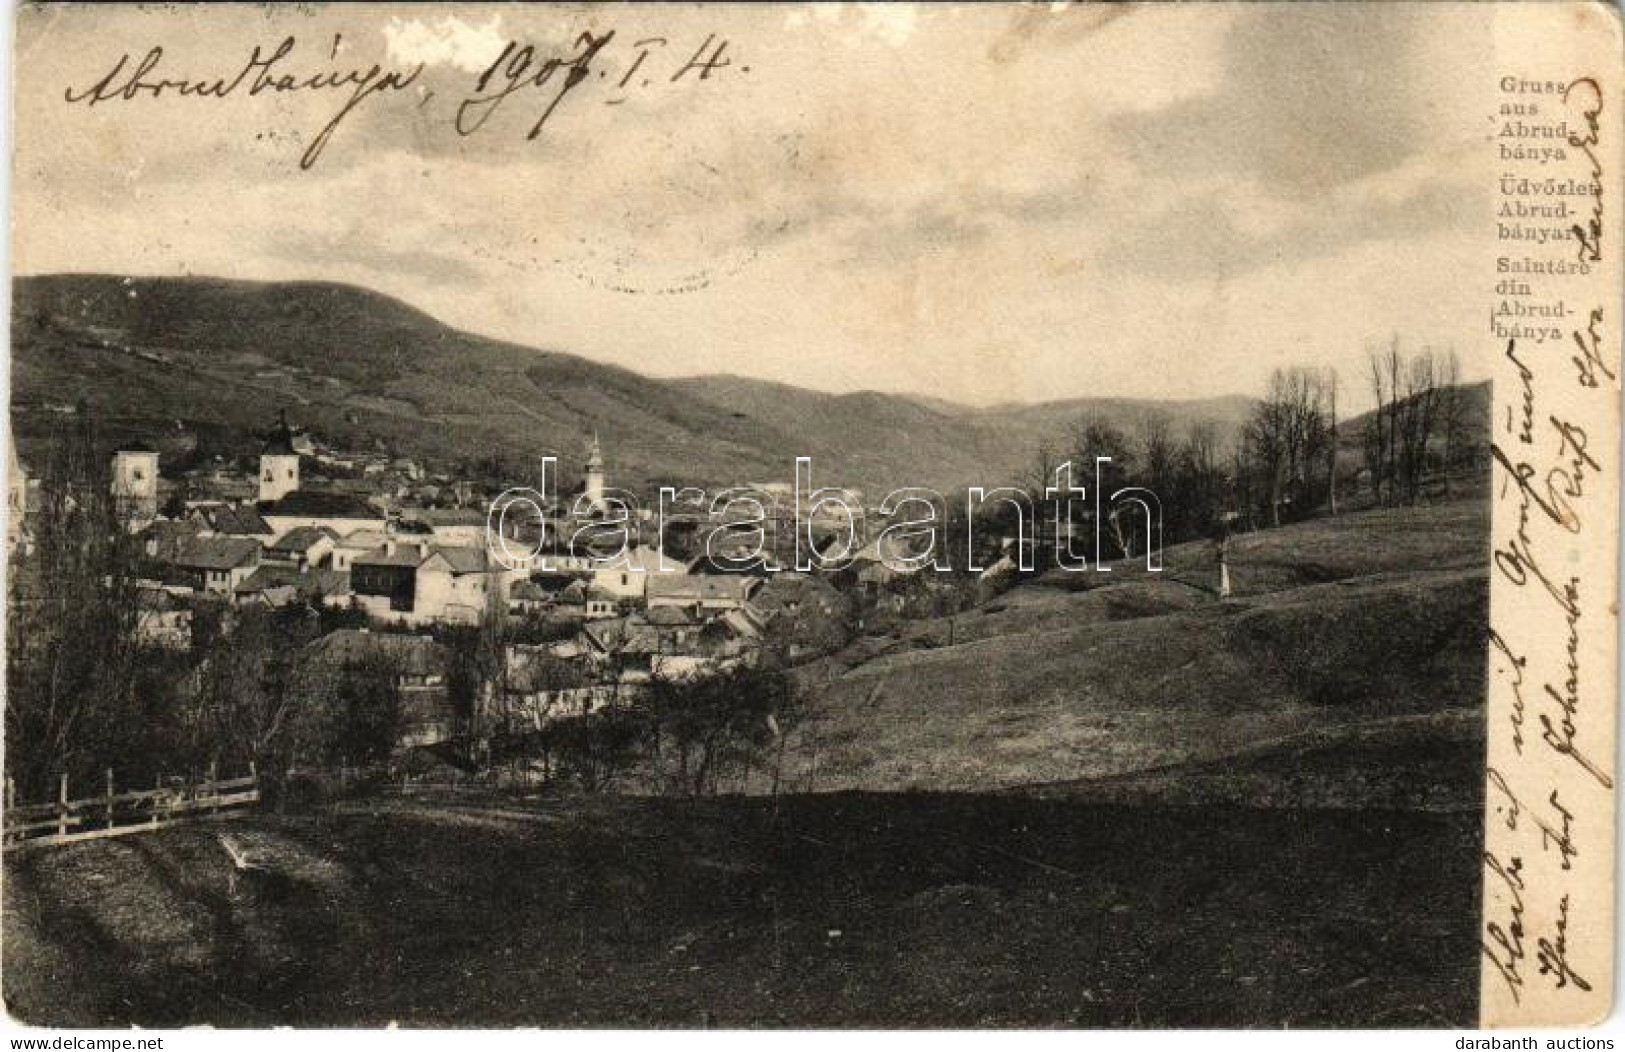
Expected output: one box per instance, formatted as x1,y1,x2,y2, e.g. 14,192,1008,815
1,0,1619,1033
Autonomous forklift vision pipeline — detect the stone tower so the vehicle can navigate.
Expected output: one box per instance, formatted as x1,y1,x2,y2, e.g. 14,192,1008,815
259,410,300,504
110,444,159,525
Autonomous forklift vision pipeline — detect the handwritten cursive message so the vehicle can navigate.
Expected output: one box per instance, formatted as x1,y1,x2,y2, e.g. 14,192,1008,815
1482,62,1618,1026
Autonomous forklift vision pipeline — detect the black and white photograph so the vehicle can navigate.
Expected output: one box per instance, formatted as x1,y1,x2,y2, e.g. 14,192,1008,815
1,0,1619,1035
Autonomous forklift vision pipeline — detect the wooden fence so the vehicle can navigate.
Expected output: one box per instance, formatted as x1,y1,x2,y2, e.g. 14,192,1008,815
3,763,260,849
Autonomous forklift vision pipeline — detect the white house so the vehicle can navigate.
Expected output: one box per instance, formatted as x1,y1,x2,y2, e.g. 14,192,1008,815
415,546,494,625
645,573,762,617
591,543,689,602
331,528,389,572
264,525,338,570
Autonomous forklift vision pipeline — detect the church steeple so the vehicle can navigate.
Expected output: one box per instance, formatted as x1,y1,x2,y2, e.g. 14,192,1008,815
584,431,605,510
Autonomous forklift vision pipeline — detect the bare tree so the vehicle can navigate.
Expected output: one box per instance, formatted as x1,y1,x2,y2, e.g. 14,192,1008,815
1176,419,1228,538
5,413,146,798
1068,415,1136,555
1435,349,1465,496
1242,367,1328,526
1396,351,1441,504
1362,340,1451,506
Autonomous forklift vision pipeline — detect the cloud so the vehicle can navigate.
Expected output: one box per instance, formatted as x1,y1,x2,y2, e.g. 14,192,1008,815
11,4,1497,406
1114,6,1480,198
261,225,485,289
1102,170,1479,281
784,4,919,46
383,15,509,74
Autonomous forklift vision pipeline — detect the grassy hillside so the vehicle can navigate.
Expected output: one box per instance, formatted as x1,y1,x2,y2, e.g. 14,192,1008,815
12,274,1254,493
790,498,1488,797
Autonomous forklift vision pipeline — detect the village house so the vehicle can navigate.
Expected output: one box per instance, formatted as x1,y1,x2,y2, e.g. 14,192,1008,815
645,573,762,618
305,628,457,748
163,535,261,596
133,586,192,649
330,528,388,572
350,540,501,626
402,506,488,548
351,540,427,619
591,542,690,603
508,578,554,615
556,579,619,620
233,564,352,609
493,641,614,729
188,502,274,542
821,530,932,595
180,466,257,507
747,571,845,622
141,518,204,562
415,546,493,625
263,525,339,570
580,615,711,684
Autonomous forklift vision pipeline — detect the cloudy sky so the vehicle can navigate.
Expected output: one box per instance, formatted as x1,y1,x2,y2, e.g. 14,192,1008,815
13,2,1496,408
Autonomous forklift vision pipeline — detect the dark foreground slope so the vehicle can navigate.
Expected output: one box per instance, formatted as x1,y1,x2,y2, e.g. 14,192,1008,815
4,792,1476,1028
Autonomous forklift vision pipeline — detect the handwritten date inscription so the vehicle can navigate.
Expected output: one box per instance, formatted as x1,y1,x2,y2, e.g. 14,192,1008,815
62,31,743,170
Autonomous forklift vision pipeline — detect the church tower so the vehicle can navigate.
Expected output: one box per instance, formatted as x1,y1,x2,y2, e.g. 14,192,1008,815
110,444,159,526
584,431,606,512
259,410,300,504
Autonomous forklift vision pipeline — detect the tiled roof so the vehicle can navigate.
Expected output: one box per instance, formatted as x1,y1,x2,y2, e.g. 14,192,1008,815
644,606,695,627
646,574,759,603
581,617,663,656
169,536,260,571
749,571,843,616
262,489,382,520
354,542,429,568
531,570,588,591
269,525,338,552
408,507,488,526
195,503,272,536
336,528,388,550
141,519,204,560
234,564,350,596
424,546,488,574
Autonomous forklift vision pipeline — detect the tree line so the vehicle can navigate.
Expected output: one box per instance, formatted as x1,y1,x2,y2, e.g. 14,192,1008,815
5,417,409,802
1017,340,1483,559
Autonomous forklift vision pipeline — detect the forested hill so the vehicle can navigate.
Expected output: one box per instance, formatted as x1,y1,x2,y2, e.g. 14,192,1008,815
12,274,1253,493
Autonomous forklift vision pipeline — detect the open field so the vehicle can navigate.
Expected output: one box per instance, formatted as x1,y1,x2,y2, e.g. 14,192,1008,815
4,790,1478,1028
791,499,1489,794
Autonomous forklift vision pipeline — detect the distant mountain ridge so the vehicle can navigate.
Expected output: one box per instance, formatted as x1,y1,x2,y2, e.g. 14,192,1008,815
11,274,1255,494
